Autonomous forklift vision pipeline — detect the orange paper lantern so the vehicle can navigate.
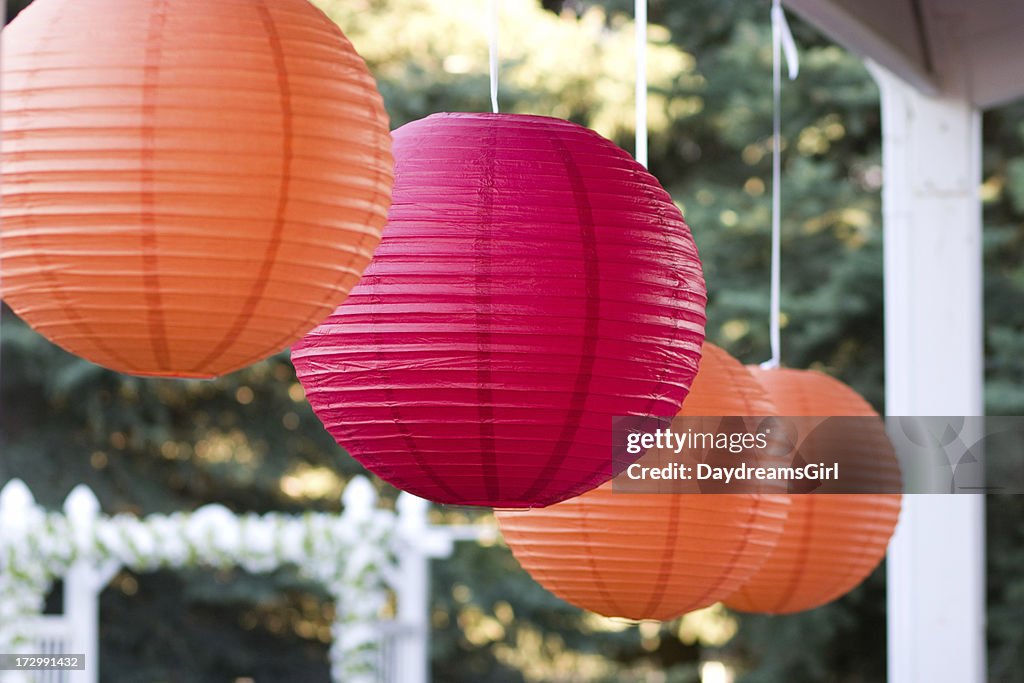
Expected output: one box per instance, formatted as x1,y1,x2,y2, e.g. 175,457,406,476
497,344,790,621
1,0,393,378
724,368,902,614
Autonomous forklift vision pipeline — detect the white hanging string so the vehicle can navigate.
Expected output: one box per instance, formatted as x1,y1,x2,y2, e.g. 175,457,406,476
488,0,500,113
635,0,648,167
762,0,799,370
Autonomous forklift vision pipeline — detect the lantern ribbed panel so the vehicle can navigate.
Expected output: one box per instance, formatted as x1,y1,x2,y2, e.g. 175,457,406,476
1,0,393,378
496,344,789,620
724,368,902,614
292,113,706,508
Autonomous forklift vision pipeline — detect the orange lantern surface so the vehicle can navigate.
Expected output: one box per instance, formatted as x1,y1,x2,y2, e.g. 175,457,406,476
497,344,790,621
724,368,902,614
1,0,393,378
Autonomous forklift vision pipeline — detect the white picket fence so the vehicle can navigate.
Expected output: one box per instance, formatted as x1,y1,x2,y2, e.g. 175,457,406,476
0,478,493,683
20,617,73,683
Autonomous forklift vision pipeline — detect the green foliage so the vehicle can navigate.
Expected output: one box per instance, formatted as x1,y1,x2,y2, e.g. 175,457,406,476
2,0,1023,681
980,98,1024,683
428,541,704,682
315,0,697,139
99,569,333,683
0,328,361,515
987,495,1024,683
982,100,1024,416
722,569,888,682
4,0,31,21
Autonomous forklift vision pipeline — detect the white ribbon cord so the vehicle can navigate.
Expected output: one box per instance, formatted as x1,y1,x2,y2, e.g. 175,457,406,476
635,0,648,167
762,0,799,370
489,0,500,113
774,1,800,80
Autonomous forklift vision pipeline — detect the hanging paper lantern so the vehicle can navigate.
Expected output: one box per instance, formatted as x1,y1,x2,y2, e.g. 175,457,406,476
292,113,706,507
1,0,393,378
724,368,902,614
496,344,789,620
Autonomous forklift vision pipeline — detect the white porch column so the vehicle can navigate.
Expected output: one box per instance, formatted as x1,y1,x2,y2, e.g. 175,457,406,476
871,61,986,683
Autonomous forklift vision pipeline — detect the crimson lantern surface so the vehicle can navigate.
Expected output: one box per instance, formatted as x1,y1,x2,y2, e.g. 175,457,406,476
293,113,706,507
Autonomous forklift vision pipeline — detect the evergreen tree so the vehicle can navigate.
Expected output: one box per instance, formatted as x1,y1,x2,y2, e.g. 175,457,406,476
2,1,1022,681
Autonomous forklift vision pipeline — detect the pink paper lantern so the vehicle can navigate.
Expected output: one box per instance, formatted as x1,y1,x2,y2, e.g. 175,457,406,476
292,113,706,507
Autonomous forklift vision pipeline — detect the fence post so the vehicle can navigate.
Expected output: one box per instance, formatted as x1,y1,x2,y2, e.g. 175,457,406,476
394,494,430,683
63,486,119,683
0,480,38,683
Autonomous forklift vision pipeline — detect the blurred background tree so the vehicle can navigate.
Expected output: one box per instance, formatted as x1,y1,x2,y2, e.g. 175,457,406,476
2,0,1023,681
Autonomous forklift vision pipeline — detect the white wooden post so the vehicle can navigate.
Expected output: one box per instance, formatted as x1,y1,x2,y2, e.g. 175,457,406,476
394,494,453,683
62,565,97,683
63,487,120,683
0,480,38,682
394,495,431,683
871,57,986,683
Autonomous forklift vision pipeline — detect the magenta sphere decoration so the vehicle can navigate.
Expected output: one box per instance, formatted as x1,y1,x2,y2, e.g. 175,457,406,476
292,112,706,508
